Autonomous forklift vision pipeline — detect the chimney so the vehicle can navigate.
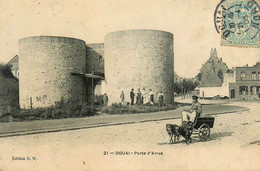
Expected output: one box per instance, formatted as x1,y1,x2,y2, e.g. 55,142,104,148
246,64,248,67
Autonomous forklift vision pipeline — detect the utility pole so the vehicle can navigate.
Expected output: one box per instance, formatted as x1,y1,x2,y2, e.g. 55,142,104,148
30,97,33,109
182,85,184,100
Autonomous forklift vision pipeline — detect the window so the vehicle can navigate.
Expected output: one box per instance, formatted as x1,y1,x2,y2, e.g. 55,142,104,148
258,72,260,80
240,72,246,80
252,72,256,80
250,86,257,95
239,86,248,95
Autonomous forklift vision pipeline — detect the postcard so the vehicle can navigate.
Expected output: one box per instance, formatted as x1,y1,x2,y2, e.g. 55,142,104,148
0,0,259,170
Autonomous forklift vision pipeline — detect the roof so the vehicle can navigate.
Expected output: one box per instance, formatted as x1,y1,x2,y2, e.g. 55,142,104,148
199,71,222,87
253,62,260,67
7,55,18,64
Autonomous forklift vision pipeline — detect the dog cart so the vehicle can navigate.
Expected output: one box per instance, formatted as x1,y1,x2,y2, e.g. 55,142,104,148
192,116,215,141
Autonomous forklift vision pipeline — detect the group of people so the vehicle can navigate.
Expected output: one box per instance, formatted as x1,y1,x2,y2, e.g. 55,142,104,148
103,91,201,129
104,90,201,129
120,88,165,106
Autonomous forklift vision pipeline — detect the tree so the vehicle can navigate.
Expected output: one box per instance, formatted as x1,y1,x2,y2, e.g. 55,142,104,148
0,63,14,78
173,78,199,94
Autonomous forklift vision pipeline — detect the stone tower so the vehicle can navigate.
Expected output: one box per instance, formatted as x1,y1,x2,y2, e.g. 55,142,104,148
19,36,87,109
104,29,174,104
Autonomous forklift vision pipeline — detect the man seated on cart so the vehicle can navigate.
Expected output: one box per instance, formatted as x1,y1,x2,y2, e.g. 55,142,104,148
182,95,202,128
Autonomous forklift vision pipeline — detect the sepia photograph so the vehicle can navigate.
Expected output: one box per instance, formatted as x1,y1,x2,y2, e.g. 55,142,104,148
0,0,259,170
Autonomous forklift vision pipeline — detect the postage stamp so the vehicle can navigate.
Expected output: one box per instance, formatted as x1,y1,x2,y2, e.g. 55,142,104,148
214,0,260,47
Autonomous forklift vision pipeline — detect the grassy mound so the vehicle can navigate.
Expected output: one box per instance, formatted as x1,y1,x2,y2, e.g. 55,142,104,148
100,103,178,114
0,100,97,122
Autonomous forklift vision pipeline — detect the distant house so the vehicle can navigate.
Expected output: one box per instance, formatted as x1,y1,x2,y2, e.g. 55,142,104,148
197,49,260,99
7,55,19,79
229,62,260,100
197,48,230,98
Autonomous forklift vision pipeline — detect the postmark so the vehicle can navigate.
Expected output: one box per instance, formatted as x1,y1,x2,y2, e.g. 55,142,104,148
214,0,260,47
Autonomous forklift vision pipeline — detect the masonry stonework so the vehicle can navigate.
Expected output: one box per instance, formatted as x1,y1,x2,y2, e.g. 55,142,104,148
199,48,229,87
86,43,104,73
19,36,86,109
104,30,174,104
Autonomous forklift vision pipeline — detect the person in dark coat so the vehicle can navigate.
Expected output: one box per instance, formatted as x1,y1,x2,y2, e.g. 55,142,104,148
158,90,164,107
130,89,135,105
136,89,142,105
103,93,108,106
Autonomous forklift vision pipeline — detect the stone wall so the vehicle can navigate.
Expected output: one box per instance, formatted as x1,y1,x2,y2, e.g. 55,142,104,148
199,83,229,98
86,43,104,98
104,30,174,104
86,43,104,73
19,36,86,109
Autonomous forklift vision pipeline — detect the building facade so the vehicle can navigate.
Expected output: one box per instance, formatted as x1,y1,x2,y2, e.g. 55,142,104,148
197,48,230,98
229,62,260,100
199,48,229,87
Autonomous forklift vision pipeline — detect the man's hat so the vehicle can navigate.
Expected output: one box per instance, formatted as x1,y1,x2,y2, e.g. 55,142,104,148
192,94,199,99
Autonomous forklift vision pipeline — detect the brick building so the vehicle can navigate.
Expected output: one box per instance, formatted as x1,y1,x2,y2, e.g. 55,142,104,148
229,62,260,100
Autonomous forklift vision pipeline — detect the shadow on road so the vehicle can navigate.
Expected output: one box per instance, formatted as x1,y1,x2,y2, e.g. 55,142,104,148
249,140,260,145
158,131,233,145
210,132,233,140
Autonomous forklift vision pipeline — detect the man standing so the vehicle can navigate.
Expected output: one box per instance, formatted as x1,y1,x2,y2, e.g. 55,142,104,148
149,89,154,105
103,93,108,106
182,95,202,127
130,89,135,105
158,90,164,107
136,89,142,105
120,91,125,104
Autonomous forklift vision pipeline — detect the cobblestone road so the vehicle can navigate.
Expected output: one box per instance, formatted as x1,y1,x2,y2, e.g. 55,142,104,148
0,102,259,170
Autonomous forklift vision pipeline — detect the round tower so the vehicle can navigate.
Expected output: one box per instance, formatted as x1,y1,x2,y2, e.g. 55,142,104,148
19,36,86,108
104,29,174,104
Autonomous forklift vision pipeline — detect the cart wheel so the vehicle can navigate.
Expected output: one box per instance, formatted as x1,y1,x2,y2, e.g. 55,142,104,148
198,124,210,141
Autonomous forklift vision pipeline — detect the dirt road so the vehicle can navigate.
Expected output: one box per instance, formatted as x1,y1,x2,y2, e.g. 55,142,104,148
0,102,259,170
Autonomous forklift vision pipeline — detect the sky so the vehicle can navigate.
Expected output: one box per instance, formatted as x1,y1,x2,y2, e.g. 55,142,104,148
0,0,259,78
